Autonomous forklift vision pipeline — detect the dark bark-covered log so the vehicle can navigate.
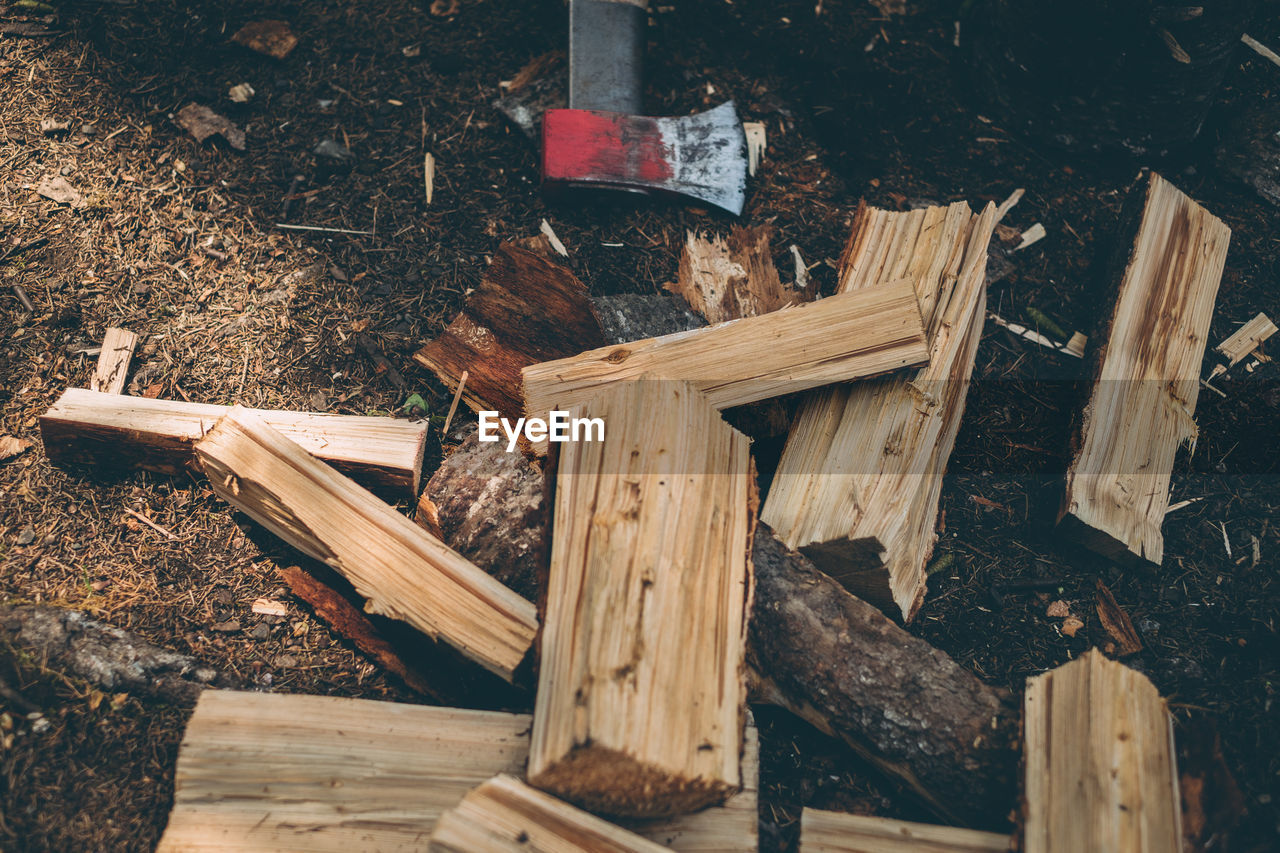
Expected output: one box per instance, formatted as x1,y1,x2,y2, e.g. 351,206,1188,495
0,604,225,703
421,437,1018,827
413,244,605,420
748,528,1017,827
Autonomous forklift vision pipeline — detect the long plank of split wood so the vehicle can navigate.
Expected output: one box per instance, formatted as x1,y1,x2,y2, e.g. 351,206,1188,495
522,280,928,423
41,387,427,500
762,200,996,620
1023,650,1181,853
194,410,538,681
529,380,754,818
157,690,759,853
430,775,673,853
799,808,1011,852
1058,172,1230,566
413,243,605,419
89,326,138,394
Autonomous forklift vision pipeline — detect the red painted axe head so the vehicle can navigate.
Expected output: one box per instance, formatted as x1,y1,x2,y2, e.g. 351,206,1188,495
541,101,748,216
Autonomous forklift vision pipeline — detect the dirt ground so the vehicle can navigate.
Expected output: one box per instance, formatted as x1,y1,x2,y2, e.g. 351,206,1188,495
0,0,1277,851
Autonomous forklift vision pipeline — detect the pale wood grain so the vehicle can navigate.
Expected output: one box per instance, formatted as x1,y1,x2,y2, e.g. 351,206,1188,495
89,327,138,394
431,775,673,853
762,200,996,620
1023,650,1181,853
1058,172,1230,566
194,410,538,681
157,690,758,853
522,280,928,426
800,808,1010,853
41,387,427,499
529,380,754,817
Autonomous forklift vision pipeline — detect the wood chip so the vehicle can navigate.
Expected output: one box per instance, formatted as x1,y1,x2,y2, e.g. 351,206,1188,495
1046,600,1070,618
36,175,84,208
230,20,298,59
540,218,568,257
0,435,31,462
250,598,288,618
175,104,246,151
1014,222,1046,251
743,121,766,176
1095,580,1142,656
1060,616,1084,637
1214,311,1276,367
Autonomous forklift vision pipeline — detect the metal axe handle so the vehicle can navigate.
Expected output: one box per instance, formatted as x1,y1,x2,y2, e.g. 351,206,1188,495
569,0,646,114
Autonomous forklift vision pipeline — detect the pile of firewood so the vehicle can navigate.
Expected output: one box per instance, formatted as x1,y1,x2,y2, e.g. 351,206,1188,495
39,171,1228,852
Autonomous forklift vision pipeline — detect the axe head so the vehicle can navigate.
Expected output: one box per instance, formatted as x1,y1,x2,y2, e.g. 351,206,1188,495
542,101,748,216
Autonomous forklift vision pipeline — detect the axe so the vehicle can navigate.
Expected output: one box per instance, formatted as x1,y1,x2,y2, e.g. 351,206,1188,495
540,0,749,215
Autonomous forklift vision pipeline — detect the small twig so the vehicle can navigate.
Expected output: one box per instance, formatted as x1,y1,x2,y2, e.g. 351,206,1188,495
122,507,179,541
273,223,374,236
442,370,468,436
0,674,40,715
280,174,304,220
0,236,48,265
1242,33,1280,69
11,284,35,313
200,245,227,262
424,152,435,205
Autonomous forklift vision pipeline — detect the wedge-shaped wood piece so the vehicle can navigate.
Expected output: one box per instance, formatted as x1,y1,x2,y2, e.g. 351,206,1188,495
522,280,928,423
431,775,673,853
1023,650,1181,853
414,243,605,419
41,387,427,500
90,326,138,394
762,201,996,620
1058,173,1230,566
194,410,538,681
530,380,754,818
800,808,1011,852
158,690,759,853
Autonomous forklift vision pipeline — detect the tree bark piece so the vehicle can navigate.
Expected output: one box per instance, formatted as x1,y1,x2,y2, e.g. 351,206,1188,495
1022,650,1182,853
413,244,605,420
1058,172,1230,566
431,775,673,853
41,388,427,500
799,808,1011,852
529,380,755,818
158,690,758,853
0,604,222,704
89,326,138,394
277,565,443,698
523,280,929,427
420,419,1018,827
193,409,538,682
750,526,1017,827
417,427,547,602
667,225,808,323
762,201,997,620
